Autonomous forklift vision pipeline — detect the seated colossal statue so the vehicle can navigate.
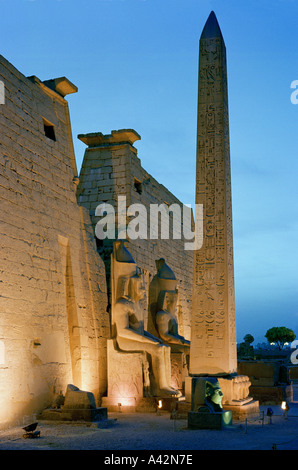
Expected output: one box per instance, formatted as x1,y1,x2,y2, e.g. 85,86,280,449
111,241,180,398
156,289,190,353
147,258,190,393
149,258,190,352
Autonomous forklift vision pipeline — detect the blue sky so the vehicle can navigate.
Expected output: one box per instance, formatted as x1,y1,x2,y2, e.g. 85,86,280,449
0,0,297,345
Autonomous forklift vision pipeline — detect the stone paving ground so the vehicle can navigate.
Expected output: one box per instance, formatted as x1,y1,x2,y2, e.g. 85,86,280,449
1,388,298,456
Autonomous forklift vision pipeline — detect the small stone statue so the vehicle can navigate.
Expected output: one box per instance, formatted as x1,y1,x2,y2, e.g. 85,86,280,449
204,380,223,413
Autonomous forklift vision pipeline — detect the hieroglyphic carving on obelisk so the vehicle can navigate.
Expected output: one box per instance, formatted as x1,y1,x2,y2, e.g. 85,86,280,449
189,11,237,376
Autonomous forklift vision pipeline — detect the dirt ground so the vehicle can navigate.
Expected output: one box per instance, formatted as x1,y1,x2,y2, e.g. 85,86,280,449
1,387,298,455
0,404,298,452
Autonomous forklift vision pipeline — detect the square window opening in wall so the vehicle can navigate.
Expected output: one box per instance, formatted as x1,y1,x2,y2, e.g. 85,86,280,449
134,178,142,195
43,118,56,141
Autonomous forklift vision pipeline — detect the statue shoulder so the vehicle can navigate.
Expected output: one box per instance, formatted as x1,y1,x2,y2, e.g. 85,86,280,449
155,309,171,324
114,297,136,312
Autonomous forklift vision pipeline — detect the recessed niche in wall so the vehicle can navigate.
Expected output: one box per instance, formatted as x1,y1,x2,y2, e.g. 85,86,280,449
134,178,142,194
43,118,56,141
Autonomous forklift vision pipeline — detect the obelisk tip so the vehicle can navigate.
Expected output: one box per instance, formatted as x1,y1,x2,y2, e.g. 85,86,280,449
200,11,223,40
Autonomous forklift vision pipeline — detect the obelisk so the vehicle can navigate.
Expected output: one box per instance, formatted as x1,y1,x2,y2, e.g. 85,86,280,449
189,11,237,376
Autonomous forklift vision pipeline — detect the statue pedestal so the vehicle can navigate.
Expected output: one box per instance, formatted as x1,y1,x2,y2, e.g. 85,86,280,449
102,339,157,412
188,409,232,430
102,341,186,412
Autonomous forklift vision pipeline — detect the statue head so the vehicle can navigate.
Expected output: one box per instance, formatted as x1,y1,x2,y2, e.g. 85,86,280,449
157,289,178,314
205,380,223,412
113,240,145,302
128,267,145,302
117,267,145,303
155,258,177,292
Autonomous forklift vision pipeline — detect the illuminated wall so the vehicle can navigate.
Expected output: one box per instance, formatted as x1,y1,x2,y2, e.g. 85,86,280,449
0,56,109,429
77,131,194,341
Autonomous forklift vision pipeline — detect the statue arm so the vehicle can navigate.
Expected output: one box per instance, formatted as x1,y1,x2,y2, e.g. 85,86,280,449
114,301,161,345
156,312,190,345
143,330,162,344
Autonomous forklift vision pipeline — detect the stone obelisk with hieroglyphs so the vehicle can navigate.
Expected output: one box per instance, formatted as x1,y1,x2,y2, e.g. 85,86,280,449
189,11,237,376
187,12,259,421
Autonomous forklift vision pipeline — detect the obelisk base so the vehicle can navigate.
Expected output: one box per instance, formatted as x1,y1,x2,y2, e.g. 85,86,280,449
185,375,259,421
220,400,260,421
217,375,259,420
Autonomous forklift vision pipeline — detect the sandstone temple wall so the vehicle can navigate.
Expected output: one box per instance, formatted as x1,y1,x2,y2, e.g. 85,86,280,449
77,131,194,341
0,55,109,428
0,54,194,429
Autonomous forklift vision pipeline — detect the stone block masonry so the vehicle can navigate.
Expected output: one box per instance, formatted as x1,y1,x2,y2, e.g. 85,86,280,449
0,55,195,429
77,130,194,341
0,55,109,429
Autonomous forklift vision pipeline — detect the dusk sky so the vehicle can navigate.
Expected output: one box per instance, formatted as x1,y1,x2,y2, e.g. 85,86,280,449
0,0,297,345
